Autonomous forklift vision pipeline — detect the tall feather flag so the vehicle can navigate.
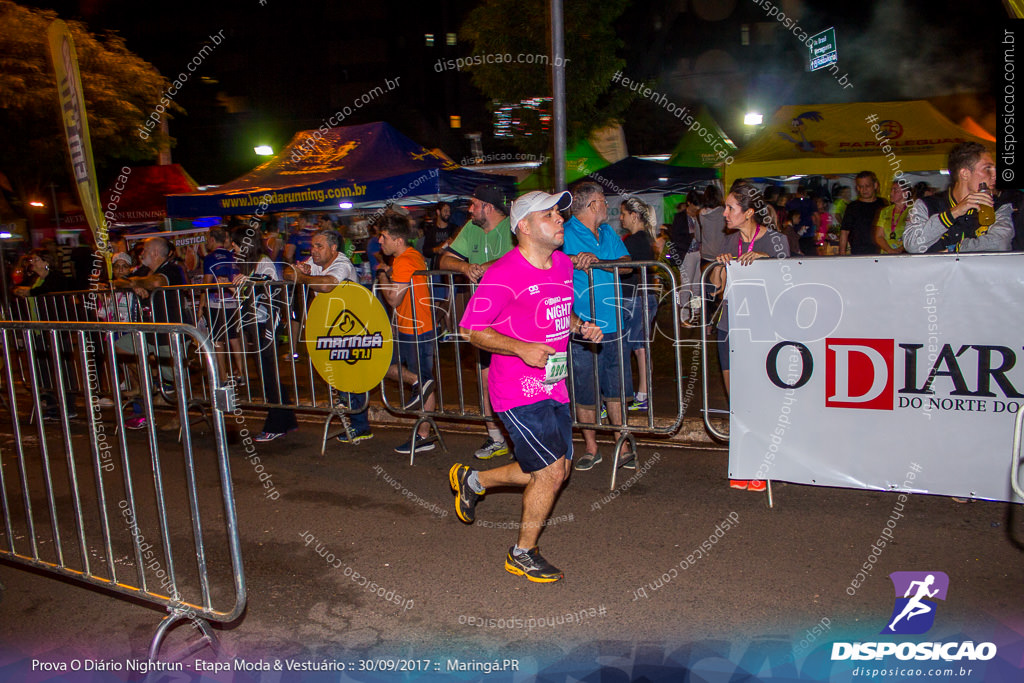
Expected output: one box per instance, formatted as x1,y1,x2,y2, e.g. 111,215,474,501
47,19,109,262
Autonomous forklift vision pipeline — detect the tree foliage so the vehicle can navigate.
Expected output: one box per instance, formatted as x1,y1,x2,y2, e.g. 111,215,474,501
460,0,632,156
0,0,172,205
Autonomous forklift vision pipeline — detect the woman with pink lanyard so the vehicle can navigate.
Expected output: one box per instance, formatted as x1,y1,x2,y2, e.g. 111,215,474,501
873,181,910,254
708,180,791,491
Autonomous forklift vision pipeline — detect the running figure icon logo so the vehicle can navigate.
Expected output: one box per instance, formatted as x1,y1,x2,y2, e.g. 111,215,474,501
881,571,949,635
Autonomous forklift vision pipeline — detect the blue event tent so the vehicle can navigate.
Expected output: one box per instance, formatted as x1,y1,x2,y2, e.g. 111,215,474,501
166,122,514,217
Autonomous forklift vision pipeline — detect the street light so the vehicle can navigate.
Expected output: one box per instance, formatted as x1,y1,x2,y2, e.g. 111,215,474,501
254,145,274,156
29,201,44,208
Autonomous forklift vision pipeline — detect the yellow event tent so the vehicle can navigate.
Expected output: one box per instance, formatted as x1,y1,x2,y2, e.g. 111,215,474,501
724,100,995,188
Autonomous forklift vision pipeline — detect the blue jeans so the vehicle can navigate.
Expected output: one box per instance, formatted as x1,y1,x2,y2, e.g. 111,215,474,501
344,392,370,433
391,330,436,383
622,294,658,352
570,338,632,408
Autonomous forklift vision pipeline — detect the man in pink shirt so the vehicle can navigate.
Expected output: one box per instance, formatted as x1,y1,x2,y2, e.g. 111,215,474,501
450,190,602,583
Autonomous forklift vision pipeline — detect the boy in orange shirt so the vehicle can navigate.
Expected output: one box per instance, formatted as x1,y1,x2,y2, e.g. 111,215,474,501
375,211,438,453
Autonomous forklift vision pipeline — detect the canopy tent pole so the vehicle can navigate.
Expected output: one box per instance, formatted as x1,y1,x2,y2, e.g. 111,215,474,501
550,0,567,192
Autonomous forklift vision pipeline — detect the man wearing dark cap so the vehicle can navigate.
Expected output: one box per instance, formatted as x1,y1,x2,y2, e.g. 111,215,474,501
440,184,512,279
440,184,515,460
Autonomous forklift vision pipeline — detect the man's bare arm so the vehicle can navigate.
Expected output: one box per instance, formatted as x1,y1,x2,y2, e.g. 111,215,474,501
439,252,471,275
460,326,553,368
113,272,168,291
376,272,410,308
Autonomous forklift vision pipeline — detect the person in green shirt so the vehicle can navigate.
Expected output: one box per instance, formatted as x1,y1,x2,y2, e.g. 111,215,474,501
874,181,911,254
831,185,851,227
441,185,512,279
439,184,514,461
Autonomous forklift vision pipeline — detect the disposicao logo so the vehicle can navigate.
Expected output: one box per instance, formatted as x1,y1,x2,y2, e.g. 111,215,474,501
882,571,948,635
831,571,997,662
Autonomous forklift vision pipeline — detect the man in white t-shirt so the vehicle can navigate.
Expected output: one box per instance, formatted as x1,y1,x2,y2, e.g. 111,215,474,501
287,229,356,294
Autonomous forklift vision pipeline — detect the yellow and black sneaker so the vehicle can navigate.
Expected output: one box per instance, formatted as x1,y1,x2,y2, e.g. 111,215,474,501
449,463,483,523
504,546,564,583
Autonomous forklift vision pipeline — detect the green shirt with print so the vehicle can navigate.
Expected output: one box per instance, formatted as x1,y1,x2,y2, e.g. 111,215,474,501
447,218,513,264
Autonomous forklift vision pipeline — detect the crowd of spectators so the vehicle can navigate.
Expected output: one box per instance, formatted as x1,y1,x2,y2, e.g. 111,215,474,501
5,142,1019,475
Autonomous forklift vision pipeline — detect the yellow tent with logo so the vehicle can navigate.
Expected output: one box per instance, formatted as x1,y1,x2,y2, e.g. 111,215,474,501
724,100,995,188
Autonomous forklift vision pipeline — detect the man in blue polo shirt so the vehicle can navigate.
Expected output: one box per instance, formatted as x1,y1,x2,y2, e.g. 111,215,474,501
562,180,634,472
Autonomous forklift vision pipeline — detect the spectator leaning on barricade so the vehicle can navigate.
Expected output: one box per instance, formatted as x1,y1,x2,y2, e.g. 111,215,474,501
12,248,77,421
230,226,299,443
619,196,659,413
708,181,790,493
283,228,366,430
838,171,887,256
439,183,515,461
111,237,187,430
374,211,438,454
104,252,145,424
12,248,74,299
285,228,356,294
903,142,1012,254
201,227,244,385
561,180,634,473
451,189,601,583
283,213,320,356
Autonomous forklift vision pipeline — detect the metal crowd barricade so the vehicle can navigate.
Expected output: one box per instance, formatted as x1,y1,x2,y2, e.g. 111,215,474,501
171,274,470,462
0,320,245,660
125,280,371,456
570,260,686,488
6,289,102,401
5,263,693,486
1011,406,1024,501
377,269,482,464
373,262,688,485
699,265,730,442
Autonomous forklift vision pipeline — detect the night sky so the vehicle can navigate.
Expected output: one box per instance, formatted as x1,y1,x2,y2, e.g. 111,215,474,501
15,0,1010,185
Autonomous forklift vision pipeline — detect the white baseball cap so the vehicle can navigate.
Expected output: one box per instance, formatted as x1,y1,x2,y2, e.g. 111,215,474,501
509,190,572,234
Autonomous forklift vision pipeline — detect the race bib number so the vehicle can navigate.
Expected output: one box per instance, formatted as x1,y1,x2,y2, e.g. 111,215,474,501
543,352,568,385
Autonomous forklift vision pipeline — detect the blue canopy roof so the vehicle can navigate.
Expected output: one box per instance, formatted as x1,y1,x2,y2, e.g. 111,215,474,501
166,122,514,217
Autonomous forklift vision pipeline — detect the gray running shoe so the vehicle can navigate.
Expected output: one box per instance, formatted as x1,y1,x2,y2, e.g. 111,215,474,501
504,546,563,583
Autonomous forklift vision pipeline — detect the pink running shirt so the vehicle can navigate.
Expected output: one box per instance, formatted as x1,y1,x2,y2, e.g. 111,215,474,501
459,248,574,412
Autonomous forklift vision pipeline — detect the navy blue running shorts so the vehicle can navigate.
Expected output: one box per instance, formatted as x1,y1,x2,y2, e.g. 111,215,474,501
498,399,573,473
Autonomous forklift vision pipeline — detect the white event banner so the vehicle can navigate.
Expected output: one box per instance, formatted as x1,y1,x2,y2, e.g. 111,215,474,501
725,253,1024,503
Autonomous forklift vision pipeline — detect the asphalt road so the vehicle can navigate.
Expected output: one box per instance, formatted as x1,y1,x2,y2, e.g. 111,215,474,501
1,414,1022,681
